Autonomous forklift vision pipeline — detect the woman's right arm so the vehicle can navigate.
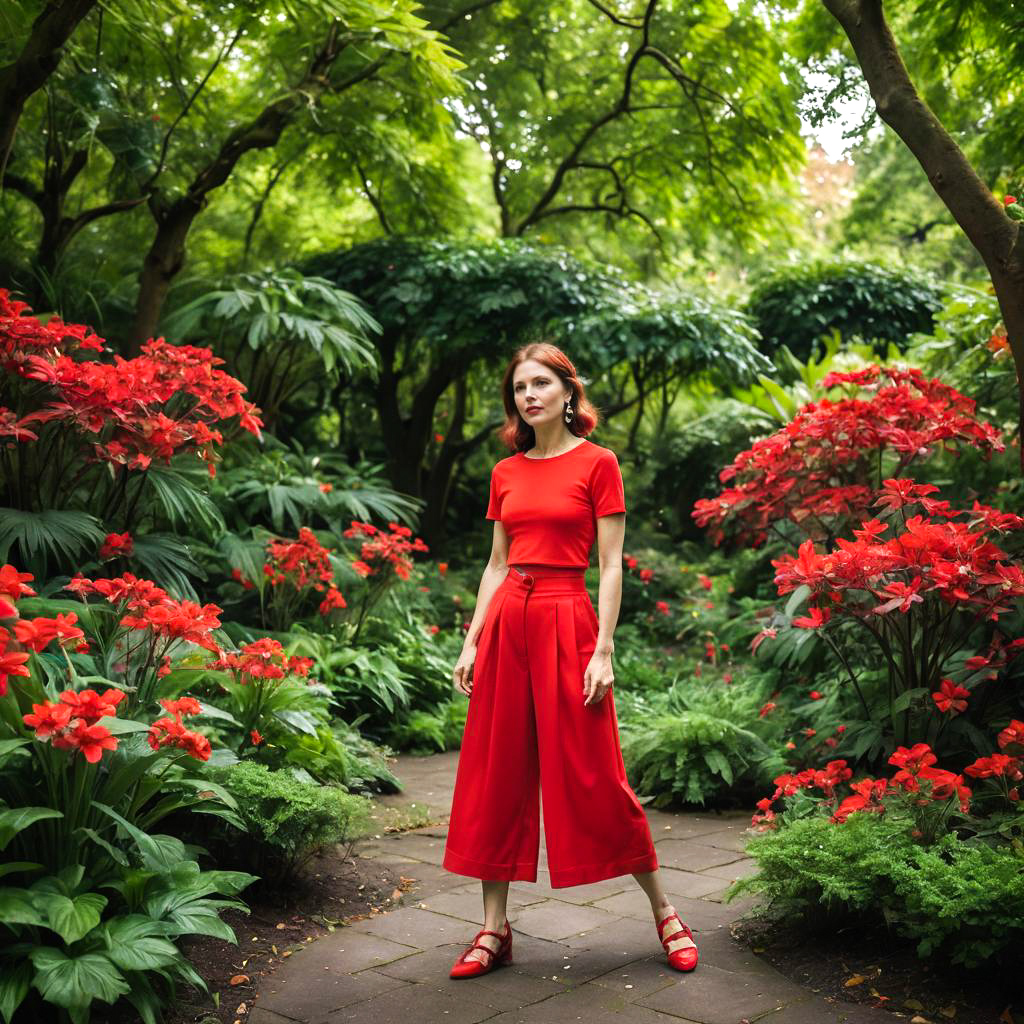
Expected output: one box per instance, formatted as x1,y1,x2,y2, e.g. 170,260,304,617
452,521,510,696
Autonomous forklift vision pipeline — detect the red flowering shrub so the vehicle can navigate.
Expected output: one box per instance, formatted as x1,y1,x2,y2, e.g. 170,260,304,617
0,288,262,541
693,365,1003,548
760,483,1024,739
207,638,319,753
233,527,346,631
343,519,429,580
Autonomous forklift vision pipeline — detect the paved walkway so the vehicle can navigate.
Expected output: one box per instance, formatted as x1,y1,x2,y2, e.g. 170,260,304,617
249,750,889,1024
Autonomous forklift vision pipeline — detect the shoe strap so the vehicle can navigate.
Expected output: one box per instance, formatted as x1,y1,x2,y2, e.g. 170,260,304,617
658,913,694,945
459,942,502,963
473,927,508,942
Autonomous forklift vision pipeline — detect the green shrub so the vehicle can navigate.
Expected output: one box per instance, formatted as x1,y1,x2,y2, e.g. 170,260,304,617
727,812,1024,968
745,258,944,360
207,763,374,885
388,700,467,754
620,710,780,808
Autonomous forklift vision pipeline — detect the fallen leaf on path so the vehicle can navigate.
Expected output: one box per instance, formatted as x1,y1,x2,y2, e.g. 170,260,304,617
229,975,249,986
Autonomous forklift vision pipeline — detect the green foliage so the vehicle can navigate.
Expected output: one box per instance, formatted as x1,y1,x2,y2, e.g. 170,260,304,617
212,439,422,537
303,236,619,352
388,700,467,754
619,710,778,808
162,268,381,425
729,812,1024,968
205,762,374,885
745,259,945,360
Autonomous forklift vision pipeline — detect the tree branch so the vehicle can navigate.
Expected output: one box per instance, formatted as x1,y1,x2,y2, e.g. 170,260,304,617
0,0,98,182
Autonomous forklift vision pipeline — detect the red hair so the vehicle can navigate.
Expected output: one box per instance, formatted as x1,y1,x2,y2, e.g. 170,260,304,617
495,342,602,453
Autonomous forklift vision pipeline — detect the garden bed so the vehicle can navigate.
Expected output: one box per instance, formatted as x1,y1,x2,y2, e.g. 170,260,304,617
732,912,1018,1024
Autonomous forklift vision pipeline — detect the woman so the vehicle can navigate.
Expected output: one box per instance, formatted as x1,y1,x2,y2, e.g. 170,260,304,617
441,343,699,979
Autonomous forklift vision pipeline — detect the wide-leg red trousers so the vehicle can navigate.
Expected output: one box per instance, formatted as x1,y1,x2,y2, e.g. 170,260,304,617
442,565,658,888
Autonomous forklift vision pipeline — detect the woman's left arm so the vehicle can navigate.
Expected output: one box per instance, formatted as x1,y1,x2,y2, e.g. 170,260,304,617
583,513,625,705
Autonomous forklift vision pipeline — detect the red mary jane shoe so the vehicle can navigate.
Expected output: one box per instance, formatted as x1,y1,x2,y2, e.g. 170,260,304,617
449,919,513,979
657,909,698,972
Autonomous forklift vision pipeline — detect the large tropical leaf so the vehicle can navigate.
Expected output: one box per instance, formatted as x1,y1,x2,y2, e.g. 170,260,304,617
131,535,206,601
146,463,225,535
0,509,105,571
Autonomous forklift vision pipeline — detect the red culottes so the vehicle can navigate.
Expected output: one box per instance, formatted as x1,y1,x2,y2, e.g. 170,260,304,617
442,565,659,888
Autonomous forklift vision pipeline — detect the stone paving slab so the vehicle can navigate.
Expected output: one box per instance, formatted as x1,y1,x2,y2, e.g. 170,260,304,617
253,751,892,1024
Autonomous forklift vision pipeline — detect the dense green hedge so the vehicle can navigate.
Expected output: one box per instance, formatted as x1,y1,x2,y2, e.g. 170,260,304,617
745,259,945,359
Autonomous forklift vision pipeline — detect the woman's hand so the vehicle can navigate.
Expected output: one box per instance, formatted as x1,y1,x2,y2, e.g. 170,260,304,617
583,651,614,706
453,645,477,697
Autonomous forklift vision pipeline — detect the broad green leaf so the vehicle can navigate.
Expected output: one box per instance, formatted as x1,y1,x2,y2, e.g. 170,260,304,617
0,889,45,927
0,808,63,852
91,803,186,871
0,959,32,1024
28,948,130,1009
103,916,180,971
34,891,106,944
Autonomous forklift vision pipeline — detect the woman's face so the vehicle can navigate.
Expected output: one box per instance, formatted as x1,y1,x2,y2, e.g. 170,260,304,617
512,359,569,427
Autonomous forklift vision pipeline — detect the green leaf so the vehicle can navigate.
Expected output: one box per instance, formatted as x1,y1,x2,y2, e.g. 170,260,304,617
101,717,153,736
0,740,30,767
165,904,238,942
103,916,180,971
891,687,929,713
0,863,42,880
91,803,187,871
0,509,106,566
0,889,45,927
73,827,130,868
28,948,130,1009
34,891,106,944
784,584,811,619
0,959,32,1024
0,807,63,852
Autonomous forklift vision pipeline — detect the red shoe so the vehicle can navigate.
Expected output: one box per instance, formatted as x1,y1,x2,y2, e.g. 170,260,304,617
657,909,698,972
449,919,513,979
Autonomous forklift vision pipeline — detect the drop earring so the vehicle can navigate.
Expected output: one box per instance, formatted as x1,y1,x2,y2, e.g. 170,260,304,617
564,398,574,423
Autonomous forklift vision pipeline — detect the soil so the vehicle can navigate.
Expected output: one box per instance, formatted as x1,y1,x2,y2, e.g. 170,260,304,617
731,911,1019,1024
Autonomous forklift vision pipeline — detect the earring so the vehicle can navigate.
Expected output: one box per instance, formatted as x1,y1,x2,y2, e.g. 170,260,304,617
564,398,574,423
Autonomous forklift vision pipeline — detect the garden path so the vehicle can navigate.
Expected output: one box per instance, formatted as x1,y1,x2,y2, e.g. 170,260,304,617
247,750,890,1024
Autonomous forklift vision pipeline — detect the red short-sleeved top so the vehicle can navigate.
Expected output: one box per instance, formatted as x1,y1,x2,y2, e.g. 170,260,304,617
485,439,626,568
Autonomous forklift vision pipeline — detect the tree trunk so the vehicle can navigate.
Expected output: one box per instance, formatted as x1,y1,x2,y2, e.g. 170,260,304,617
821,0,1024,471
129,21,349,349
0,0,97,182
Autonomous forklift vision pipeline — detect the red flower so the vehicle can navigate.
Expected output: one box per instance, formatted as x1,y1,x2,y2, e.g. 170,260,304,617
809,690,822,700
964,753,1023,780
997,720,1024,752
758,701,777,718
931,678,969,715
99,532,134,559
697,573,713,591
792,605,830,629
1004,195,1018,206
14,612,84,651
66,721,118,763
0,636,31,696
888,743,937,774
159,696,201,717
59,687,125,725
250,729,263,746
318,586,347,616
23,700,73,739
0,565,36,601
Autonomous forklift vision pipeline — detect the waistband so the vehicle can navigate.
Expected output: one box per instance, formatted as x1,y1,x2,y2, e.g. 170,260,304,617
505,564,587,592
